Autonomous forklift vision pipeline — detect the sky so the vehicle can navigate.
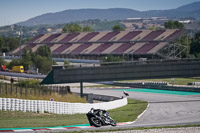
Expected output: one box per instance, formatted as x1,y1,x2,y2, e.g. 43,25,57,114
0,0,200,27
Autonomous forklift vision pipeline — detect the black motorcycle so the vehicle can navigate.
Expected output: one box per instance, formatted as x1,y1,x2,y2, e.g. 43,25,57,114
86,108,116,127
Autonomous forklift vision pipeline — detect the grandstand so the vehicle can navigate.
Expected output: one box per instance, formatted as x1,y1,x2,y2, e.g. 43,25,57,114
11,29,185,60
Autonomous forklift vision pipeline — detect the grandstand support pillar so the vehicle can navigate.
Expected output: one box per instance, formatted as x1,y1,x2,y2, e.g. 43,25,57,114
80,82,83,97
173,43,175,58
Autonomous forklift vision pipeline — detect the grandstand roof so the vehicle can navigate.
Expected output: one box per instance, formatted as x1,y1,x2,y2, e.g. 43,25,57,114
12,29,184,56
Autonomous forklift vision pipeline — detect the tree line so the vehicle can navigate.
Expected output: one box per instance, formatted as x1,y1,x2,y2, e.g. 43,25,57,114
0,36,19,53
62,23,125,33
0,45,55,74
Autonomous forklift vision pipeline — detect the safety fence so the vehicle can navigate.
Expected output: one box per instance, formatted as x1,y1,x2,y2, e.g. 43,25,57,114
0,82,71,98
0,97,127,114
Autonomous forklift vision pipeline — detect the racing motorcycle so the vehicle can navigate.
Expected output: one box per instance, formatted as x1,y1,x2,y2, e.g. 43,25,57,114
86,108,116,127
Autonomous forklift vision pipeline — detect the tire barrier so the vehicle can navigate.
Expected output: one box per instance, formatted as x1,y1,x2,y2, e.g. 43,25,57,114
188,82,200,86
114,81,168,87
0,97,127,114
114,81,200,92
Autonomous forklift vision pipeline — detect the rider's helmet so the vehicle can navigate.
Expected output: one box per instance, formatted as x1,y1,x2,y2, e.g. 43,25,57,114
91,108,94,113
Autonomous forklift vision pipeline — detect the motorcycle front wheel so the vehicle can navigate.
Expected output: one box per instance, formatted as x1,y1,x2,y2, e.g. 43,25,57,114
90,117,102,127
110,120,116,126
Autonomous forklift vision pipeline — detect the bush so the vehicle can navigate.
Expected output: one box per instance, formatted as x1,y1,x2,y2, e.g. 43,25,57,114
103,55,124,62
17,79,40,88
34,55,52,74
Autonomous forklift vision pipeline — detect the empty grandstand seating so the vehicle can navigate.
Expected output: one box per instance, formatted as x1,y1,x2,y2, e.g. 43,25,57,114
112,43,133,54
34,34,52,43
50,44,62,51
41,34,61,43
53,44,72,54
28,34,44,43
90,43,112,54
98,31,120,42
69,32,88,42
119,31,142,41
26,44,36,50
12,29,184,58
11,44,26,54
81,43,102,54
14,45,27,55
52,33,69,42
165,30,184,41
70,44,91,54
102,43,123,54
147,42,167,54
134,42,159,54
124,43,146,54
78,32,99,42
60,33,80,42
61,44,82,54
32,44,43,52
154,30,176,40
141,30,165,41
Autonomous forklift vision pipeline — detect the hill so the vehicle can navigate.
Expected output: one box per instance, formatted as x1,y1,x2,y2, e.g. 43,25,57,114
14,1,200,26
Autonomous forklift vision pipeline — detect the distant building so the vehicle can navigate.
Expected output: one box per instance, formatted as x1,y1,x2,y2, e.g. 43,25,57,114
179,20,192,24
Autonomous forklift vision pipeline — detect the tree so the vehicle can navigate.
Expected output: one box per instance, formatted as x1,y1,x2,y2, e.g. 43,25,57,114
149,26,156,30
194,32,200,43
190,32,200,57
178,33,191,58
0,58,5,65
63,23,82,33
112,25,125,31
64,60,70,65
82,26,91,32
21,49,32,70
34,55,52,74
36,45,52,59
8,59,22,69
0,36,5,52
164,21,184,29
5,37,19,51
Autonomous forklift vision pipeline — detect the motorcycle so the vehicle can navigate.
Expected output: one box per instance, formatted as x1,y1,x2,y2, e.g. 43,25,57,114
86,108,116,127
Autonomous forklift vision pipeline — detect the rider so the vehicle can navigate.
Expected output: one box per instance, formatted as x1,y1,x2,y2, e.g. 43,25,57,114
91,108,110,123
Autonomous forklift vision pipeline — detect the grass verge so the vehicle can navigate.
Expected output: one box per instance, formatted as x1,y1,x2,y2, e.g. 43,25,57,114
0,99,147,128
0,93,87,103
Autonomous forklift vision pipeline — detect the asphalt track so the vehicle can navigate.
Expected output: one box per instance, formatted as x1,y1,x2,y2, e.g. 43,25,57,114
1,87,200,132
67,87,200,131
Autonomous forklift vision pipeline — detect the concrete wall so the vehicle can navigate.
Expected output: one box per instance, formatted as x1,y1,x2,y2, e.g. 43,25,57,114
0,97,127,114
51,60,200,84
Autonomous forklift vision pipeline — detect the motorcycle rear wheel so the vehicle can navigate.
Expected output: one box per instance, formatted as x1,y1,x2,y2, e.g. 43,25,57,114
90,117,102,127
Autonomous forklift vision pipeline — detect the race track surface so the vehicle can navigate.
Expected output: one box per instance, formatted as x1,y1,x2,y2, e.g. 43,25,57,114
71,87,200,129
1,87,200,132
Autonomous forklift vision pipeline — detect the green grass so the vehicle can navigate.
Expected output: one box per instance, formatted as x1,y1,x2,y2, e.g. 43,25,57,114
123,77,200,85
0,99,147,128
0,93,87,103
109,99,147,122
0,111,88,128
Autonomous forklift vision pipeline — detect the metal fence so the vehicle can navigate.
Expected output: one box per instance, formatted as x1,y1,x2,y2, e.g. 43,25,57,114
0,82,71,98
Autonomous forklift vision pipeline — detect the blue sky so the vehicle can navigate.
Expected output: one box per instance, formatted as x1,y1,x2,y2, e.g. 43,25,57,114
0,0,199,26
